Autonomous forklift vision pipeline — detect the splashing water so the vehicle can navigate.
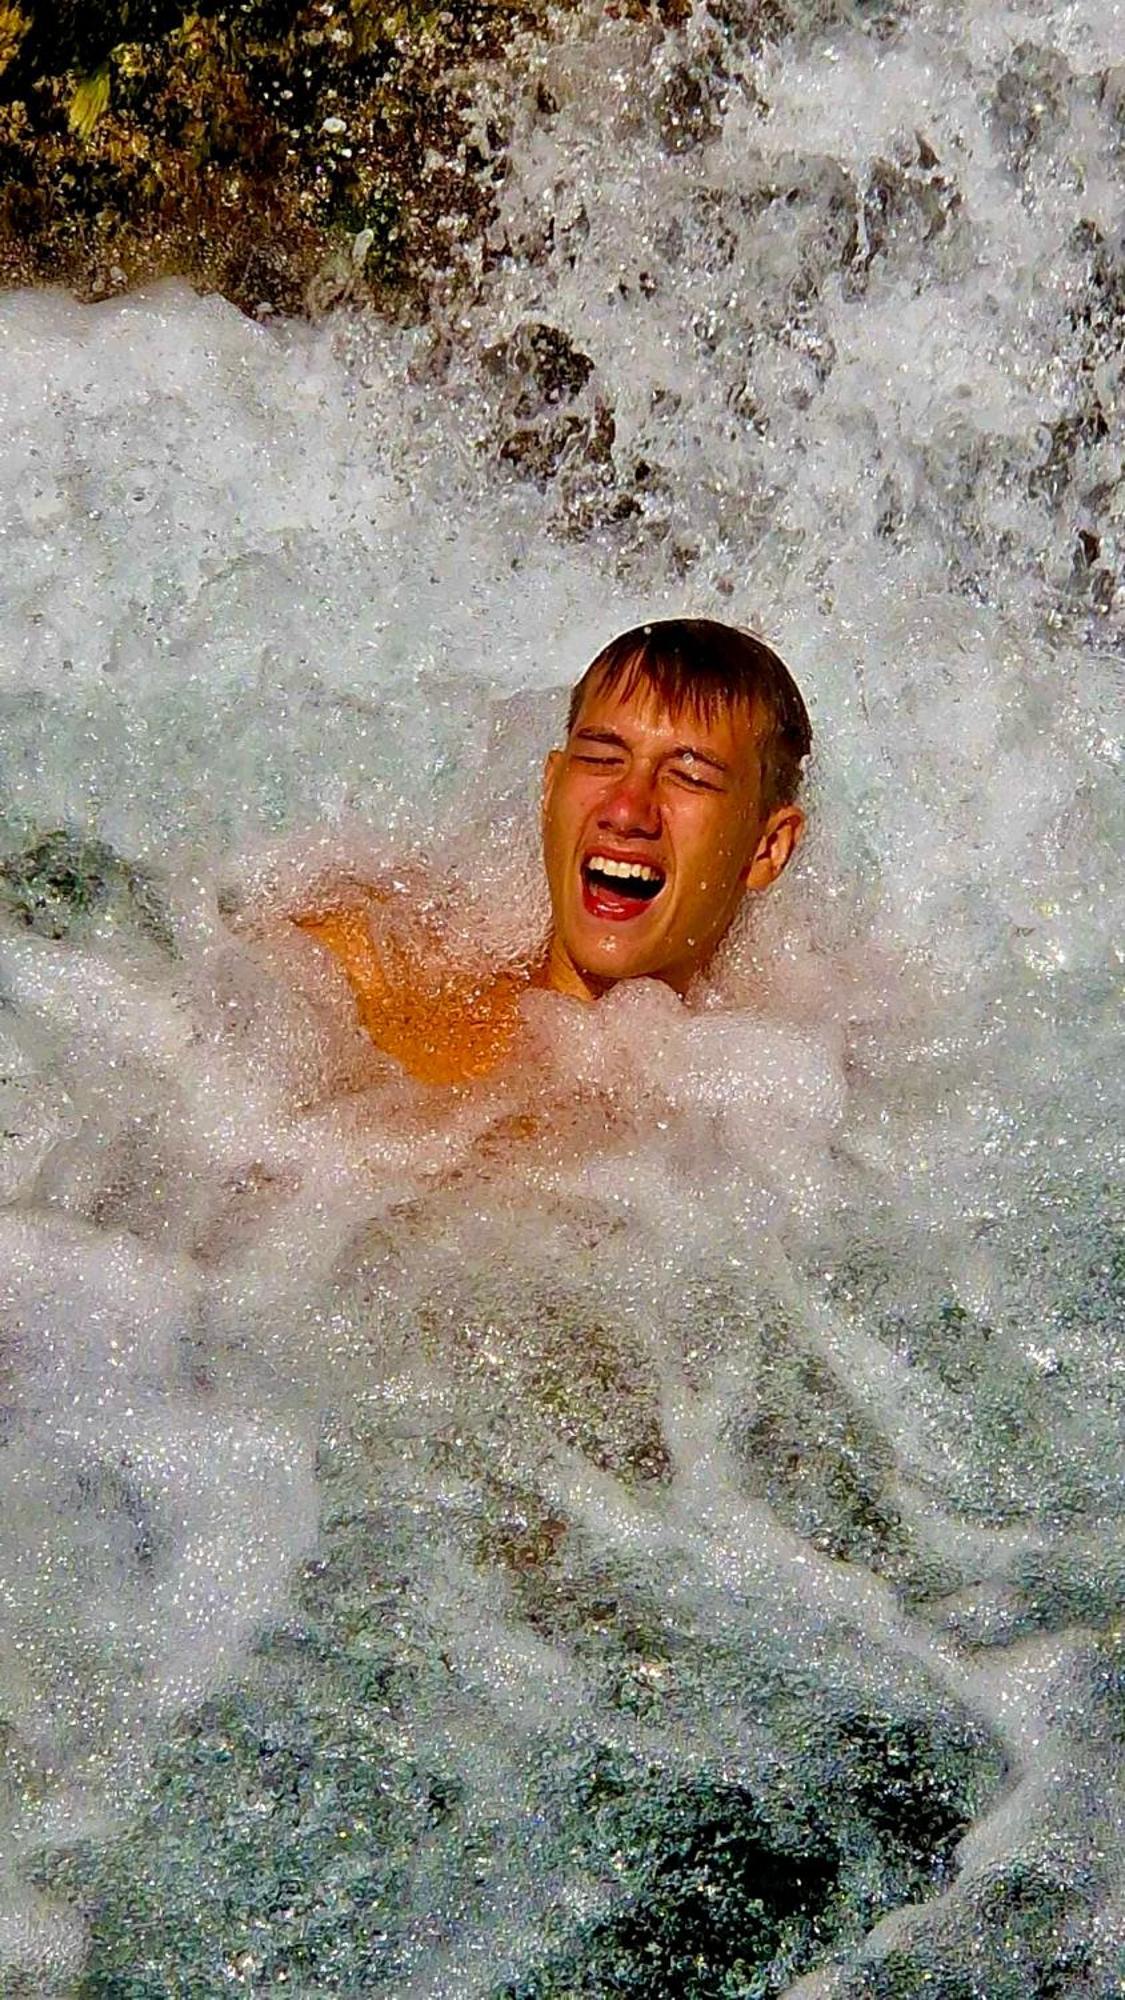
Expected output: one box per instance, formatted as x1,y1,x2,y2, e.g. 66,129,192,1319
1,1,1122,1993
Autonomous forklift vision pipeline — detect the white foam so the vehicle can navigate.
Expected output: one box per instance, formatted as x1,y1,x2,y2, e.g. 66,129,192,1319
0,0,1122,1984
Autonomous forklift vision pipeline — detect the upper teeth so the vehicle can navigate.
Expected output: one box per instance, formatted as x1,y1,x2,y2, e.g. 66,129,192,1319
588,855,662,882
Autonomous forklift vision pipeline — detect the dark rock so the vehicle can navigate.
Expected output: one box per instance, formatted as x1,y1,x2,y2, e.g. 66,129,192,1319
706,0,904,47
499,413,586,486
657,58,724,155
876,474,906,540
991,41,1075,172
488,320,596,414
1100,63,1125,135
1028,410,1110,510
848,135,963,292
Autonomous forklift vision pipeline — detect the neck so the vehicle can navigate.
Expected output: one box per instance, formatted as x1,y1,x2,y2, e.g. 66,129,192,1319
535,934,612,1003
535,934,694,1003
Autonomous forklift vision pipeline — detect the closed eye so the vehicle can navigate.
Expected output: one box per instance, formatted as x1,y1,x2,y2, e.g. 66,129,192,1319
672,768,721,792
574,753,625,769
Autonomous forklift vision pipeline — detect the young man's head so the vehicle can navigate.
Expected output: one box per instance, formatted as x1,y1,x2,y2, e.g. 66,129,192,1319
541,619,812,1000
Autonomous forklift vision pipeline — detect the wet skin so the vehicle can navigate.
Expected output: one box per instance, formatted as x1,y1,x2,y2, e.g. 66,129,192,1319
294,901,529,1086
540,672,804,1003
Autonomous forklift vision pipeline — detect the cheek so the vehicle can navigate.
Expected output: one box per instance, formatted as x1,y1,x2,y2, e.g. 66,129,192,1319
675,807,738,871
548,776,599,840
669,815,749,910
543,782,586,877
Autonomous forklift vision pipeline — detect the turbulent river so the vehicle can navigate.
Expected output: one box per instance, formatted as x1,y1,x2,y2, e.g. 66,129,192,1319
1,1,1123,1993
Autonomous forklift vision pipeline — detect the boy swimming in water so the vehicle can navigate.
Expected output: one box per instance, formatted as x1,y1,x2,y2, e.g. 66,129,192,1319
296,619,812,1082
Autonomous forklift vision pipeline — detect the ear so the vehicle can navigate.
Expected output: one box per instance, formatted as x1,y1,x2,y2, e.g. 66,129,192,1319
742,803,804,893
541,746,562,819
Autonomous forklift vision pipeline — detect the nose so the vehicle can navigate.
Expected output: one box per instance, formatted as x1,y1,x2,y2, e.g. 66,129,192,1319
598,765,661,840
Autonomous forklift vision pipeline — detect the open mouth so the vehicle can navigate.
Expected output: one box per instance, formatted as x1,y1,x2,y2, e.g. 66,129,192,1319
581,853,666,921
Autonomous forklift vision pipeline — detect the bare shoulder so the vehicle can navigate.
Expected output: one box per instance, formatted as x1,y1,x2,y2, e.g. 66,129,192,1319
292,883,529,1086
294,901,388,992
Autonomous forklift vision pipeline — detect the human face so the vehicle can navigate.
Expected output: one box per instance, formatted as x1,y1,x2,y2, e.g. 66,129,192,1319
541,667,804,1000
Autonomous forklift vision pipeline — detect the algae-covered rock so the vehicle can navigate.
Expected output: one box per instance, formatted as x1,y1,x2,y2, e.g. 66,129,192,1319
0,0,551,315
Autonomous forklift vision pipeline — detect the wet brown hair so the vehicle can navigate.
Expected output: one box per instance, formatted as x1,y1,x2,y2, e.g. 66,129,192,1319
567,618,813,814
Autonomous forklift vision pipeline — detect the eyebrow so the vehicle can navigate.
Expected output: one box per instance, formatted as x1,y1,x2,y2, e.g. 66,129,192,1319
572,728,732,776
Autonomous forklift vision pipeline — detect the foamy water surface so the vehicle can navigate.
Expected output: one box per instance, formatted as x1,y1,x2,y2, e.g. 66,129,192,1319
0,0,1122,1991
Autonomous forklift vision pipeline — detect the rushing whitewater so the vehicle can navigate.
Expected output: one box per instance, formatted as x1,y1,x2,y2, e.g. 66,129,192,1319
1,0,1122,1992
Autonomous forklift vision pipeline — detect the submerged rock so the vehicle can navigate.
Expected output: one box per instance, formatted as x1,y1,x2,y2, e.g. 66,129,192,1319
44,1415,1002,1999
991,41,1077,174
0,829,173,949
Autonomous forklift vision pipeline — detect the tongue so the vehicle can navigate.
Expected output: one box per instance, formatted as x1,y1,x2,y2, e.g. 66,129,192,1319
583,871,656,920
